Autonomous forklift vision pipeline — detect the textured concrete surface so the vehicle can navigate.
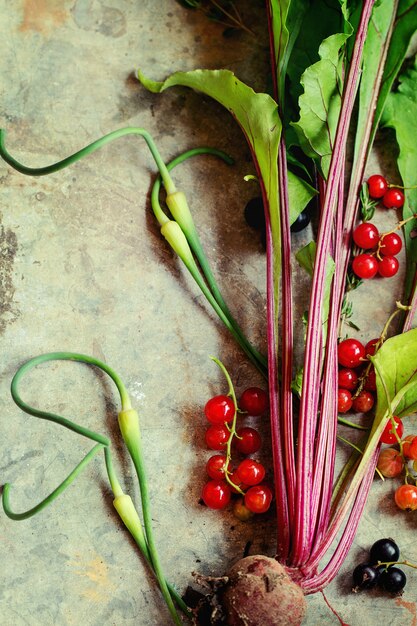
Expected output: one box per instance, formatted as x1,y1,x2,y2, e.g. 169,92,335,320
0,2,416,625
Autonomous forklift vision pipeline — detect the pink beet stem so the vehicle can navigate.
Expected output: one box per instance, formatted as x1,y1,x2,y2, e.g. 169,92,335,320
291,0,376,568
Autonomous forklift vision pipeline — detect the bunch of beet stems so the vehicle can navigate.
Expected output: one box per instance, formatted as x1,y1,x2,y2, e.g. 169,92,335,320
264,0,383,592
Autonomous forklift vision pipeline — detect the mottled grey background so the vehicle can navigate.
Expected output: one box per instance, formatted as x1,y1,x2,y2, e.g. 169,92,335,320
0,2,416,625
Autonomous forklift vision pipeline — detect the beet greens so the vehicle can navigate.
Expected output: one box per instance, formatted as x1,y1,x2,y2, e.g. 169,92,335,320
139,0,417,594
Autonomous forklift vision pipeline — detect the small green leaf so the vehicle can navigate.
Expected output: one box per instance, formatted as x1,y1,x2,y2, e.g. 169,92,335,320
295,240,317,274
287,171,316,224
291,31,351,178
381,57,417,301
371,328,417,438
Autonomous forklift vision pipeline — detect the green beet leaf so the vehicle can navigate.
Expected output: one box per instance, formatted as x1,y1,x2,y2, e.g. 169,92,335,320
291,30,351,178
286,0,351,113
267,0,310,106
370,328,417,440
354,0,417,171
287,171,316,224
381,56,417,302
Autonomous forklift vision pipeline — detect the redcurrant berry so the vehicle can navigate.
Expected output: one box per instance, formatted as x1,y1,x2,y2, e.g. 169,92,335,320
402,435,417,461
353,223,379,249
352,253,378,279
206,455,229,480
236,459,266,486
205,424,229,450
201,480,231,509
394,484,417,511
228,471,248,494
234,427,261,455
380,416,404,445
379,232,402,256
244,485,273,514
352,390,374,413
377,448,404,478
378,256,399,278
365,338,379,357
338,368,358,391
338,338,366,368
338,389,353,413
364,368,377,392
382,188,405,209
367,174,388,199
239,387,268,416
204,395,235,424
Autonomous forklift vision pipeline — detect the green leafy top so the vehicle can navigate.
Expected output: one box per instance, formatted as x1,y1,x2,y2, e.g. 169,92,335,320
381,56,417,302
291,31,351,178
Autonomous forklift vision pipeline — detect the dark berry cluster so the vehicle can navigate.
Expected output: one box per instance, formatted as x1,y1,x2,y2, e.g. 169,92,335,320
352,538,407,595
201,386,273,518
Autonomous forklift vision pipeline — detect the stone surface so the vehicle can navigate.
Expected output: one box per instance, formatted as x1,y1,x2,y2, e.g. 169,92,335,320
0,2,416,625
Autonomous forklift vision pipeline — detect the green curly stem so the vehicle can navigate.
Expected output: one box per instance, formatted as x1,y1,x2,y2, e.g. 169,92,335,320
4,352,188,624
2,443,104,520
0,127,177,194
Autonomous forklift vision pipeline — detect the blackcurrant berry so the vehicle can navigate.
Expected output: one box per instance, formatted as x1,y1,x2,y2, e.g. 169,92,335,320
369,538,400,564
352,563,379,591
378,566,407,594
291,207,311,233
244,197,265,231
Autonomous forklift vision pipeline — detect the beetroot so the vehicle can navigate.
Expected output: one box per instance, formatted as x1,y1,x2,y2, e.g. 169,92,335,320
222,556,306,626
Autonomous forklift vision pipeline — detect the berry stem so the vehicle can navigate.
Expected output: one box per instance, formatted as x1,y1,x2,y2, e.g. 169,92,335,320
209,356,244,494
377,559,417,571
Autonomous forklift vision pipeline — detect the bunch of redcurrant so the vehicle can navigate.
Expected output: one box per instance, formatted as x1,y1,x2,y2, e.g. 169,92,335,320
337,337,378,415
351,221,402,279
352,538,408,595
201,386,273,518
367,174,405,209
350,173,406,280
377,426,417,512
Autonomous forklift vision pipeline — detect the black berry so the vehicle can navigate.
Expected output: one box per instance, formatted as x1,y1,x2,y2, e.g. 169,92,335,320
378,566,407,594
369,538,400,564
290,207,311,233
352,563,379,591
244,197,265,231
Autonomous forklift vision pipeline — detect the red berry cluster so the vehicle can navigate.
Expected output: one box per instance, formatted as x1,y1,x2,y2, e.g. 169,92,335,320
201,387,273,518
337,337,378,414
367,174,405,209
351,222,402,280
351,174,405,280
377,423,417,512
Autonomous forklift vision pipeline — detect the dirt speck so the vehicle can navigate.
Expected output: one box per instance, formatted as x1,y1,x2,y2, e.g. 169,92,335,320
0,219,18,333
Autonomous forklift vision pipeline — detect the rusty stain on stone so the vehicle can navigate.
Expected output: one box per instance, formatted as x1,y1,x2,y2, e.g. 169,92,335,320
0,217,18,333
19,0,68,33
395,597,417,626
